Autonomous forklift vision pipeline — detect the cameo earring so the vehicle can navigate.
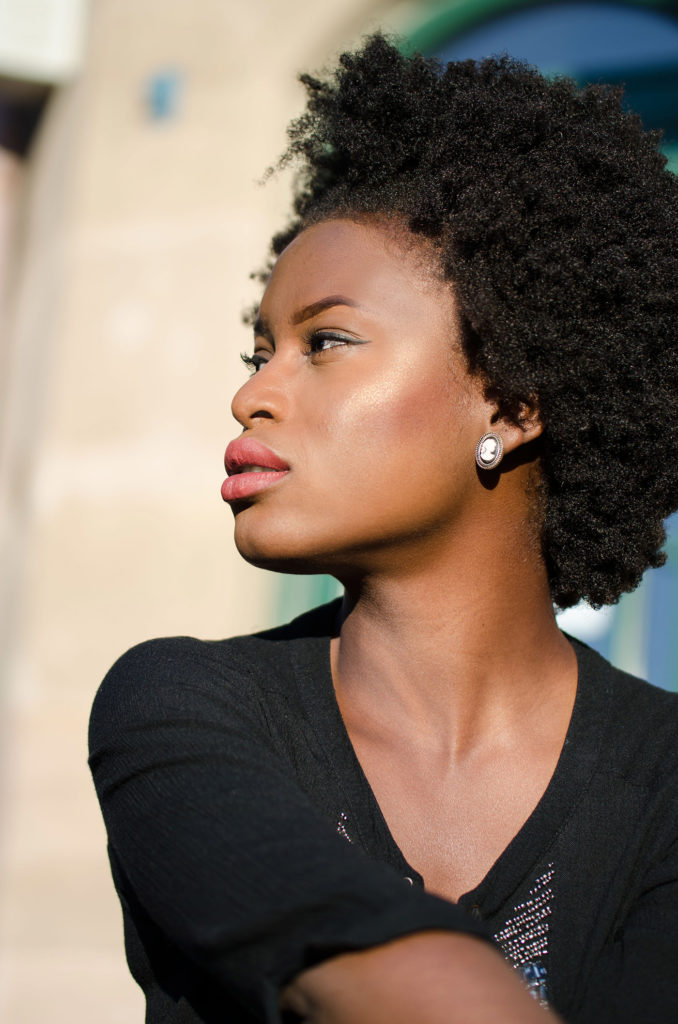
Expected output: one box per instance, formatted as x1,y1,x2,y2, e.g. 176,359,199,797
475,432,504,470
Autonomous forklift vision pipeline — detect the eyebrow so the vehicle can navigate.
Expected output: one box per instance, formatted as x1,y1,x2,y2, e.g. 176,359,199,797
291,295,359,325
253,295,360,340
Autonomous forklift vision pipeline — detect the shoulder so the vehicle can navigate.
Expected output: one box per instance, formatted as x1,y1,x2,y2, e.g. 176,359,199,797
89,600,339,747
572,637,678,786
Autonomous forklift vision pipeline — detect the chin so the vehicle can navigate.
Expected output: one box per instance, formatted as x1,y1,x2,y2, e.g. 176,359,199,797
237,548,318,575
231,502,383,578
233,516,330,575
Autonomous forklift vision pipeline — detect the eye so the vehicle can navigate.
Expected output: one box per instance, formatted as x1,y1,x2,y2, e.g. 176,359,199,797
240,351,269,375
305,330,361,356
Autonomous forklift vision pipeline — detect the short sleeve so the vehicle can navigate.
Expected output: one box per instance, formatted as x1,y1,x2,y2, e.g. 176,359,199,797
89,638,489,1021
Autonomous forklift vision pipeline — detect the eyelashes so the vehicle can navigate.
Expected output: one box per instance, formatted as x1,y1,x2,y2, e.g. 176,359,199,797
306,330,357,356
240,351,266,374
241,331,362,375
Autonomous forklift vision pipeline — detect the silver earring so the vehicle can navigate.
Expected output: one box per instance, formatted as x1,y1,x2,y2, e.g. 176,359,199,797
475,431,504,470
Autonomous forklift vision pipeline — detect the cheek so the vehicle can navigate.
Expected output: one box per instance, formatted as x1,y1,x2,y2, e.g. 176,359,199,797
320,361,470,475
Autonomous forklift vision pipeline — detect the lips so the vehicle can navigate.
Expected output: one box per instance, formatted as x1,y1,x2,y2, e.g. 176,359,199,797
221,437,290,503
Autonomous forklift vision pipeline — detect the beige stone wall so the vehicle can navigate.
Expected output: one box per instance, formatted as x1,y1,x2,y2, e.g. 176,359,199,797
0,1,424,1020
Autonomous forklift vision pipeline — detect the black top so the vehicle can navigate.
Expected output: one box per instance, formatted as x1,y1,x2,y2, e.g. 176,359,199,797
89,600,678,1023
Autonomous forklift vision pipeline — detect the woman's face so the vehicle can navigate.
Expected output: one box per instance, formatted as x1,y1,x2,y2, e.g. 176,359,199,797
224,218,498,575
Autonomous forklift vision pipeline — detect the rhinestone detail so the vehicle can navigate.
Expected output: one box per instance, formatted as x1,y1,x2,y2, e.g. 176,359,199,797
336,811,352,844
494,864,554,1007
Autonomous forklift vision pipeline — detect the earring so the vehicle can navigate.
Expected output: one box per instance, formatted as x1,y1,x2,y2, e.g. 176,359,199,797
475,431,504,470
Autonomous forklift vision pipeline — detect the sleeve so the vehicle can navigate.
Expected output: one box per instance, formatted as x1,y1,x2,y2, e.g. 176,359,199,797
571,832,678,1024
88,639,489,1022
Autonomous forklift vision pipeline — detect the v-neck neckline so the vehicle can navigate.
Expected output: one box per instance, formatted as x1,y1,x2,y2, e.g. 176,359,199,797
290,603,611,916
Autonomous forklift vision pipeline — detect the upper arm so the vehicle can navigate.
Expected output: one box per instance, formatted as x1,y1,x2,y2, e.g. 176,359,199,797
89,638,485,1019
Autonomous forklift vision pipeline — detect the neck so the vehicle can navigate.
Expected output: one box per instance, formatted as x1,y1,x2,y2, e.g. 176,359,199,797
331,499,577,757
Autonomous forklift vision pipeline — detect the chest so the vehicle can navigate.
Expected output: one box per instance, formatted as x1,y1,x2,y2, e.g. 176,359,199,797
345,735,562,902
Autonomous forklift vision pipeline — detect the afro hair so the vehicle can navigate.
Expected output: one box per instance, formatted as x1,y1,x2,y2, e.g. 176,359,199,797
264,33,678,609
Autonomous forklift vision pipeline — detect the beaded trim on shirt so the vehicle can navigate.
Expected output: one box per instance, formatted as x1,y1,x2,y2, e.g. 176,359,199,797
337,811,353,843
494,864,554,1006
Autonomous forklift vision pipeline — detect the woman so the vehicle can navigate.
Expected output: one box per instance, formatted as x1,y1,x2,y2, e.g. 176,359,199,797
89,35,678,1023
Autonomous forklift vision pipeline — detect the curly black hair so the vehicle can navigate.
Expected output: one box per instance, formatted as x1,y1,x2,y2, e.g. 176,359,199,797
264,33,678,609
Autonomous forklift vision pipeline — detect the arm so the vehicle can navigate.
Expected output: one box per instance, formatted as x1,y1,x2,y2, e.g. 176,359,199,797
89,639,495,1020
282,931,561,1023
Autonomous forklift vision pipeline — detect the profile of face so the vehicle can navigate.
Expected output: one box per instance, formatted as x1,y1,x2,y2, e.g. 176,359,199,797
224,219,518,577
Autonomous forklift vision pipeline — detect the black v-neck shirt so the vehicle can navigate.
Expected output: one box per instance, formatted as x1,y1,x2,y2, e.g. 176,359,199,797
89,601,678,1023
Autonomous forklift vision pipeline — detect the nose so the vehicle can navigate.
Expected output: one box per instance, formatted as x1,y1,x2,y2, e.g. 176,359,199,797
231,363,289,429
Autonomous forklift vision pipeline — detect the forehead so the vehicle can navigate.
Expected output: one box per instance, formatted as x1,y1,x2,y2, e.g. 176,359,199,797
260,219,453,324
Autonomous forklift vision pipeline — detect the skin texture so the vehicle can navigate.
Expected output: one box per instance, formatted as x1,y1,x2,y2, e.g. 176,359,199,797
226,218,574,1022
280,931,559,1023
232,218,538,576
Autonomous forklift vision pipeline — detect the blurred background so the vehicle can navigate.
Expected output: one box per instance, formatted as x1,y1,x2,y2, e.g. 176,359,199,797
1,1,676,1021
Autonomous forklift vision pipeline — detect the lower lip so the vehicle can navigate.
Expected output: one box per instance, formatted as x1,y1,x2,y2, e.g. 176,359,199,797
221,470,289,503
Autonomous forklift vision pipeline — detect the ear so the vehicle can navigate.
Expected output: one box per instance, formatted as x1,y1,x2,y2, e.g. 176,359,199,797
492,399,543,455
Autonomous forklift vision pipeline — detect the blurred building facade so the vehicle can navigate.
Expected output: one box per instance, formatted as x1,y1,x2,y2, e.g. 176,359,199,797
1,2,676,1022
0,2,421,1019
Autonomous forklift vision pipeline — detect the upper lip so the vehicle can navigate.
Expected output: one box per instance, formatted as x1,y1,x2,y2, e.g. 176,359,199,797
224,437,290,475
